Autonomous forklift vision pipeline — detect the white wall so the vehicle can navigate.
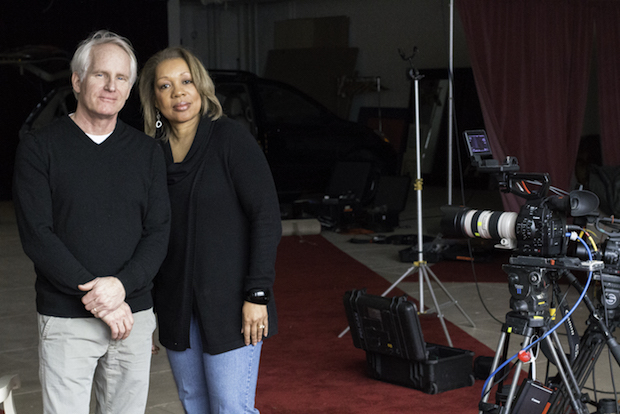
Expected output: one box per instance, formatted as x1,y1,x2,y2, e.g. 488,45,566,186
174,0,470,121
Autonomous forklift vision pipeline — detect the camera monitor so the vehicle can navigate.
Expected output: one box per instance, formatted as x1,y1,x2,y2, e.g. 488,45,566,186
463,129,519,173
464,129,493,159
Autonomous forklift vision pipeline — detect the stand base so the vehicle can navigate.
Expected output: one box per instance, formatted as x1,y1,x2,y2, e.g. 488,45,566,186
338,261,476,347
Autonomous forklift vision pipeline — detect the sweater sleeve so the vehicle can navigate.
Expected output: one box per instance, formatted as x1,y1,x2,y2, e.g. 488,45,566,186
227,123,282,292
114,144,171,296
13,133,95,295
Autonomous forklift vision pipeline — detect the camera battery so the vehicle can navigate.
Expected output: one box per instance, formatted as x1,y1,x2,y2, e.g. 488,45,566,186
512,379,553,414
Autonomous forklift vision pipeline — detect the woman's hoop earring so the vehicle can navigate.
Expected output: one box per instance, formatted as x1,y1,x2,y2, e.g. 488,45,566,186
155,110,163,129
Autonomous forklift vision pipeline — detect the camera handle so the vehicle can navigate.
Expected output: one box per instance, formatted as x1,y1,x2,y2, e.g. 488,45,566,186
496,172,551,200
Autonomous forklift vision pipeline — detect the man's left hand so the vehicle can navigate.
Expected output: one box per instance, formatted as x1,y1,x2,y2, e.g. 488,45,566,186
79,276,126,319
101,302,134,340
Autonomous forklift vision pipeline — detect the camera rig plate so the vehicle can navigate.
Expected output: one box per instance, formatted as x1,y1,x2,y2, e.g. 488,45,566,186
510,255,604,272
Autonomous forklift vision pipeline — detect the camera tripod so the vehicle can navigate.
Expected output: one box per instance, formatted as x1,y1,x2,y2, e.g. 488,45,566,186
545,271,620,414
547,313,619,414
480,261,620,414
480,263,590,414
480,311,589,414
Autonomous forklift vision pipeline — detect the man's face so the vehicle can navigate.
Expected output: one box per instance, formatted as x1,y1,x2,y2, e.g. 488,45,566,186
72,43,132,121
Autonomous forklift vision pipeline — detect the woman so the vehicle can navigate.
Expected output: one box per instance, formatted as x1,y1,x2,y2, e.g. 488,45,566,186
139,47,281,413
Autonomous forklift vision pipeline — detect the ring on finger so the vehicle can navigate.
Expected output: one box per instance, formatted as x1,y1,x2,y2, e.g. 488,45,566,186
259,325,266,329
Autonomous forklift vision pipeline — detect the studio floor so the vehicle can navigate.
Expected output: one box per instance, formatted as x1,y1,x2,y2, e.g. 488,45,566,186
1,185,619,413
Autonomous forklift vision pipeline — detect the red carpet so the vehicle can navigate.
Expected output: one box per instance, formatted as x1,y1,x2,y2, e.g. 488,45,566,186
256,235,497,413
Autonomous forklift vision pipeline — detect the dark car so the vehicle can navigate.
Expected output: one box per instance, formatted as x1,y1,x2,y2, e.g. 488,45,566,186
20,69,398,203
210,71,398,202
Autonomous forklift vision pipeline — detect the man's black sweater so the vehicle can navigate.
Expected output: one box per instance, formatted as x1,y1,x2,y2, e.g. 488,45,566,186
13,116,171,317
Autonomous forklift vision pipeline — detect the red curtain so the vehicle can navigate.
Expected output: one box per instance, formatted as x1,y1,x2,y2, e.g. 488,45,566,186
456,0,594,211
593,0,620,166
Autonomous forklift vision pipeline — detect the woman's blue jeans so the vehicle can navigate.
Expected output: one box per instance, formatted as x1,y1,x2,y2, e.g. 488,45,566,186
166,315,262,414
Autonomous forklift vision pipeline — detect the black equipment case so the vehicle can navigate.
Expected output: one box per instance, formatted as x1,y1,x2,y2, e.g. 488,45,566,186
343,289,475,394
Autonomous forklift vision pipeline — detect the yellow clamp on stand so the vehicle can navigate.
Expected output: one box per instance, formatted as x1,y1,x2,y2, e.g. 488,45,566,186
414,260,427,267
414,178,423,191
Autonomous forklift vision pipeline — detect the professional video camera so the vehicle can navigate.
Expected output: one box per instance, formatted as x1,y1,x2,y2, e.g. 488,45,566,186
442,130,620,414
441,130,600,258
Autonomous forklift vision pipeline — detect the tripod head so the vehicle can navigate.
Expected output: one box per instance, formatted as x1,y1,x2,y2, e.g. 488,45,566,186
504,262,553,323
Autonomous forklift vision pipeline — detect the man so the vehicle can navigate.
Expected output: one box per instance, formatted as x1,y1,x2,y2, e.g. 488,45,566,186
13,30,170,414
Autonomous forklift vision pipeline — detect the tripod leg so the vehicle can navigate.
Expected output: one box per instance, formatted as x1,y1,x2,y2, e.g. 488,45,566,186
548,327,606,414
551,330,582,399
480,331,509,413
503,335,533,414
424,264,476,328
379,265,419,297
543,334,588,414
420,265,453,347
574,335,606,390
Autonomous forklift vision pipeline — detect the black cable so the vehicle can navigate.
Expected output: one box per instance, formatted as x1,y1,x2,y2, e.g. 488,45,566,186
481,359,518,400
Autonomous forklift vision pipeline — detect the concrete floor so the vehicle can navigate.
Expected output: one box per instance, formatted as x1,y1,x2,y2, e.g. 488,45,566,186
2,185,619,413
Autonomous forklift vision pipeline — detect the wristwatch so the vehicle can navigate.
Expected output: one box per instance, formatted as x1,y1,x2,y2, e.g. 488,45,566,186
245,288,270,305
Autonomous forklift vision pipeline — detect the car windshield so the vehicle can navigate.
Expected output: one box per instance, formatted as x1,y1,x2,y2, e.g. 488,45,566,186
257,83,325,125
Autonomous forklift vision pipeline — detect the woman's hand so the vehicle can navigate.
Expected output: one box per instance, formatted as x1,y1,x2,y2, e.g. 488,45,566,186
241,301,268,346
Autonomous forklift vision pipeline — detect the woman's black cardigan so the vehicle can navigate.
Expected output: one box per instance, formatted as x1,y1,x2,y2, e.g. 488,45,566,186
154,115,281,354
